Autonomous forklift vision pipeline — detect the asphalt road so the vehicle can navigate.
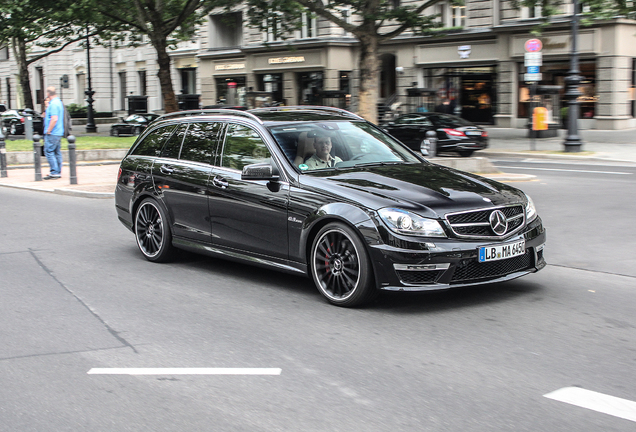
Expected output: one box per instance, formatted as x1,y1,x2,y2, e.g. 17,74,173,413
1,160,635,431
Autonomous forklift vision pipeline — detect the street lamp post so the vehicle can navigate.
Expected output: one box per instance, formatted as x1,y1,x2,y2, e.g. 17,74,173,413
85,26,97,133
563,0,583,152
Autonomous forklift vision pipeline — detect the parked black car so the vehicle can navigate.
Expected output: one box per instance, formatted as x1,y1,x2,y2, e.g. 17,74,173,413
115,107,546,307
110,113,160,136
1,108,44,136
384,112,489,157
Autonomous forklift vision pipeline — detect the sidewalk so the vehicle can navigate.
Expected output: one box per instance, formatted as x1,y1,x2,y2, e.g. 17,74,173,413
1,126,635,198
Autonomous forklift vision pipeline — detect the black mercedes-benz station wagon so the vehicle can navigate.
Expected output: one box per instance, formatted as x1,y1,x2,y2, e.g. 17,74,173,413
115,107,546,307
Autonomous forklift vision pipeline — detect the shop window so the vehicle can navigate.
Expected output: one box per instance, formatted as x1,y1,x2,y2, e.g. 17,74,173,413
298,72,324,105
216,77,246,106
209,12,243,48
257,74,284,105
517,61,597,120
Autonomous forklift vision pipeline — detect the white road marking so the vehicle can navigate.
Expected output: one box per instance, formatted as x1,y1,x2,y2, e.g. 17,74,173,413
87,368,282,375
544,387,636,422
495,166,632,175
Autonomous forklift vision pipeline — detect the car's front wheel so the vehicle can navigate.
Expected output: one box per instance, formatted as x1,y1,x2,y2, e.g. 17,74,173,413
310,222,377,307
134,198,175,262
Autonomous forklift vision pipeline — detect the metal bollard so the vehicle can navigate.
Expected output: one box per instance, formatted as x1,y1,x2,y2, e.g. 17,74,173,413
33,134,42,181
67,135,77,185
0,130,7,178
421,130,438,158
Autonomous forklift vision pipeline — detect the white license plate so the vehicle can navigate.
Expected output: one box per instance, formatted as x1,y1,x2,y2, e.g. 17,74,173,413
478,240,526,263
465,131,482,136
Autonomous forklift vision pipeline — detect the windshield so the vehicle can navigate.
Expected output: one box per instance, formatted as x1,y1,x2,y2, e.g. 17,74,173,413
268,121,421,172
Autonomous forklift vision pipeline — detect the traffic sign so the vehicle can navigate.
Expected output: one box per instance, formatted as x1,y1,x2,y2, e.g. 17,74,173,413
524,52,542,67
526,66,540,74
525,39,543,52
525,73,542,82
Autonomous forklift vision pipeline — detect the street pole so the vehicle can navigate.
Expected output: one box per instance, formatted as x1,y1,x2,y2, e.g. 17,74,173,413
85,25,97,133
563,0,584,152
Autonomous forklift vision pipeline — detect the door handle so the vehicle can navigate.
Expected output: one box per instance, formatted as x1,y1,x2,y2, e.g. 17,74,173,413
160,165,174,174
213,176,228,189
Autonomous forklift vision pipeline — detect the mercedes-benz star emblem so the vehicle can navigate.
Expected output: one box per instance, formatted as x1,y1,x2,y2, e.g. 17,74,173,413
489,210,508,236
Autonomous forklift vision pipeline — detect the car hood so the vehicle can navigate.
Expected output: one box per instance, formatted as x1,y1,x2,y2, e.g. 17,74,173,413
300,163,526,219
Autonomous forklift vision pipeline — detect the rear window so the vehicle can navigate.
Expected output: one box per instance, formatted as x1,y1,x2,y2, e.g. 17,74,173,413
130,124,176,157
427,114,473,128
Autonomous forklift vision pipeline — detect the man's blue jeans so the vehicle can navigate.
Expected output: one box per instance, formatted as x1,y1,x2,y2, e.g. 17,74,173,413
44,134,63,176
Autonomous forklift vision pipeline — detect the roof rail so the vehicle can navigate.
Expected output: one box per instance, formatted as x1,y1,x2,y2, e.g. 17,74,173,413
157,109,264,124
249,106,365,121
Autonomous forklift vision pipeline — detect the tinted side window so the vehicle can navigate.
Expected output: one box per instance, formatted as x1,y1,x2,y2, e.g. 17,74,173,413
130,124,176,157
161,123,188,159
221,124,271,170
180,122,223,164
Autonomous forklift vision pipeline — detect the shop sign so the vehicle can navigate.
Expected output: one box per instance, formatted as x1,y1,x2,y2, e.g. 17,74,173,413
458,45,471,59
268,56,306,65
215,63,246,71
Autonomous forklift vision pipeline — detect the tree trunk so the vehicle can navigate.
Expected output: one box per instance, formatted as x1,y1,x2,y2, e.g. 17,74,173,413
12,37,34,110
152,38,179,113
356,33,380,124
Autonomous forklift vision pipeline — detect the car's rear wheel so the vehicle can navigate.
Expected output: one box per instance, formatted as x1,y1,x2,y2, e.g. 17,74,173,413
10,123,17,135
310,222,377,307
458,150,474,157
134,198,175,262
133,126,142,136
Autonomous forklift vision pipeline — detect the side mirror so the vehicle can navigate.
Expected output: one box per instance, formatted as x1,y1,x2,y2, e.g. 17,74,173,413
241,162,280,182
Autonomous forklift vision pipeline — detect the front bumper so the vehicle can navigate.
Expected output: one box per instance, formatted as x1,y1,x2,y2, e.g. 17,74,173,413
368,216,546,291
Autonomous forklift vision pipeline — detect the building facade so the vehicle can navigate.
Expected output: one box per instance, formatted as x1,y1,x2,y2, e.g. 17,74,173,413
1,1,636,130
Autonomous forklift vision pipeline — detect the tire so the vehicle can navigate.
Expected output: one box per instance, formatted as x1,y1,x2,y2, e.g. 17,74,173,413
134,198,176,262
310,222,377,307
133,126,142,136
458,150,474,157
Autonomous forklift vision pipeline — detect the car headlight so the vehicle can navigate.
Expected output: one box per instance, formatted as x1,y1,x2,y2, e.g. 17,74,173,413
525,194,537,222
378,208,446,238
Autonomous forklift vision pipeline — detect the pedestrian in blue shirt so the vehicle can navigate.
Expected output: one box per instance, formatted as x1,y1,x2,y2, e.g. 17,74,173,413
43,86,64,180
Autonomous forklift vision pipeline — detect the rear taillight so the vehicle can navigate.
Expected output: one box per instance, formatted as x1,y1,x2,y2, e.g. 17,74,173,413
482,131,488,137
443,128,465,137
20,117,25,123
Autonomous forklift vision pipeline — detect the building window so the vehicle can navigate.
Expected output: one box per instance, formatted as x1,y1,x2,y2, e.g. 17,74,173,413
435,2,466,28
263,13,283,42
138,70,147,96
0,46,8,61
521,5,542,19
298,12,317,39
209,12,243,48
119,71,127,110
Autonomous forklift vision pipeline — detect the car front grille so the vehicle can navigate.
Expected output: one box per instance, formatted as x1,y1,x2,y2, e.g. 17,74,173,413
445,205,525,239
450,250,534,283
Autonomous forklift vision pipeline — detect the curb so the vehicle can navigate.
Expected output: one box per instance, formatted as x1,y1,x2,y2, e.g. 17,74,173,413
479,150,636,164
54,188,115,199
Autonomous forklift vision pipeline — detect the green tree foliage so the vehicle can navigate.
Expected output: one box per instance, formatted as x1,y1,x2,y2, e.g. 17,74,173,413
0,0,117,109
212,0,448,122
94,0,214,112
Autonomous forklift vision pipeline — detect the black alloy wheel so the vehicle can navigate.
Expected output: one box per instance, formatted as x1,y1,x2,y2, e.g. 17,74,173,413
134,198,175,262
10,123,17,135
133,126,142,136
310,222,377,307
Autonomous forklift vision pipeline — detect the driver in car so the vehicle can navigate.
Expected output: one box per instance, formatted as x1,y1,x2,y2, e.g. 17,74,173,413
305,134,342,169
